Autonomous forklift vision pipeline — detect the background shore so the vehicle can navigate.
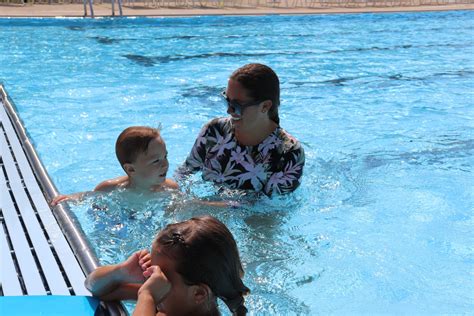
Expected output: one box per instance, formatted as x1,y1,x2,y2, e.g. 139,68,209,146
0,2,473,17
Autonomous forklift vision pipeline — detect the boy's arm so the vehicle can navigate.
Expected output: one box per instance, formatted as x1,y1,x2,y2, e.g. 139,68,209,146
50,192,90,206
51,175,128,206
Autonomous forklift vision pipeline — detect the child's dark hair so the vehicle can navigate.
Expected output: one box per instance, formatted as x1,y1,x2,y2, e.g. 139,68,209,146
156,216,250,316
115,126,161,167
230,63,280,125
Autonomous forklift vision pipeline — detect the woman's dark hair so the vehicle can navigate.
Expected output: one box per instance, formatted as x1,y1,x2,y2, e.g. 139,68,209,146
115,126,161,167
230,63,280,125
156,216,250,316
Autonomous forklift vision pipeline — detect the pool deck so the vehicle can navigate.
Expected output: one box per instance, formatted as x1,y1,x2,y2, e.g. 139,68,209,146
0,3,473,17
0,86,89,297
0,85,126,315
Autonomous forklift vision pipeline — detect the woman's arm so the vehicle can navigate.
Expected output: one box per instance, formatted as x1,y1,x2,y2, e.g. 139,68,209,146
264,145,305,196
174,123,210,180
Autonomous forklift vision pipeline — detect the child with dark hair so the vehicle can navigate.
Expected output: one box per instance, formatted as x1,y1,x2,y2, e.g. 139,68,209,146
51,126,178,205
85,216,250,316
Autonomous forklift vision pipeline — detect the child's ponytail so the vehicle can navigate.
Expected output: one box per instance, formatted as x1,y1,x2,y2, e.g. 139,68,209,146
156,216,250,315
222,291,249,316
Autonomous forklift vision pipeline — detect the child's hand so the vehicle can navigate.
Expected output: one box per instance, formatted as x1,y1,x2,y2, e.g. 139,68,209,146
118,250,151,284
50,193,86,206
50,194,73,206
138,266,171,303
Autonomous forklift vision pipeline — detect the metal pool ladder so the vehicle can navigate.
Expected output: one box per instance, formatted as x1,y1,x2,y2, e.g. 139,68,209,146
83,0,124,17
0,85,126,315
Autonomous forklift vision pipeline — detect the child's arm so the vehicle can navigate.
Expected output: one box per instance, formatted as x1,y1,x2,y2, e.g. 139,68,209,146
50,192,88,206
51,176,129,207
133,266,171,316
85,250,151,301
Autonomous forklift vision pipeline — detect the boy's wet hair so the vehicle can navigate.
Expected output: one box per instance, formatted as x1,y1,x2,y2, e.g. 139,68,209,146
230,63,280,125
115,126,161,167
156,216,250,316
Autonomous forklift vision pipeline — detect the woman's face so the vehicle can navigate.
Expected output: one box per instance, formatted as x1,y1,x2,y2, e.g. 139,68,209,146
150,242,208,316
226,79,267,134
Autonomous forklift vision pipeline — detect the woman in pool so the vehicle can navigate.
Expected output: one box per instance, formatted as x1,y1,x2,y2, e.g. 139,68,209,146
85,216,249,316
177,63,305,196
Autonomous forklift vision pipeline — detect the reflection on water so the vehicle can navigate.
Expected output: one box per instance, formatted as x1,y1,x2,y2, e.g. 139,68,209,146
73,185,321,314
2,10,473,314
75,128,472,314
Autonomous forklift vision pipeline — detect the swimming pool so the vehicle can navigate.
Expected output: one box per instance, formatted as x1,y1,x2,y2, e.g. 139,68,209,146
1,11,473,314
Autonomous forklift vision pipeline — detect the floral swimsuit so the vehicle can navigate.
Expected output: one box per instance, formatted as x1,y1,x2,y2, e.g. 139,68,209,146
177,117,305,196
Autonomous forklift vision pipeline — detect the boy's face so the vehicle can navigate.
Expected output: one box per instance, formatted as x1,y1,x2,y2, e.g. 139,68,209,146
130,136,169,188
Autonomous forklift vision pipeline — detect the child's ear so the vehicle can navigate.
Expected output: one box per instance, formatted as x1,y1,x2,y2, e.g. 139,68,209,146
262,100,273,113
192,284,211,305
123,163,135,175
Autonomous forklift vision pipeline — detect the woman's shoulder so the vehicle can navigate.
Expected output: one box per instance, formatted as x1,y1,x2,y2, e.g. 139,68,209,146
275,128,303,153
203,117,232,135
206,116,230,127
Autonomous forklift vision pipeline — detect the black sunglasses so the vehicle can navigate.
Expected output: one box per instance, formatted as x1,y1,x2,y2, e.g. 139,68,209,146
221,91,262,116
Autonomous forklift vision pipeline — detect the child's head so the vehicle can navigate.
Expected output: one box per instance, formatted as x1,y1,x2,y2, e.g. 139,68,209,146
151,216,250,316
115,126,168,188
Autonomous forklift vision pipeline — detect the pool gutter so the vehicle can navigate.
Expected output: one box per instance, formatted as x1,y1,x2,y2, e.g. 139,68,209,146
0,84,127,316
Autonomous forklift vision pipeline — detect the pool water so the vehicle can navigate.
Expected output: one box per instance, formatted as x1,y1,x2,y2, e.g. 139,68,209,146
1,11,473,314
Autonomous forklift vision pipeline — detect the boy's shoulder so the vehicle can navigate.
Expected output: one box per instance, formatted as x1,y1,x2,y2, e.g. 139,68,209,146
151,178,179,192
162,178,179,190
94,176,129,192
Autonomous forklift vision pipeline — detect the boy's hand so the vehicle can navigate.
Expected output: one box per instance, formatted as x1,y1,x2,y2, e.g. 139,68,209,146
50,194,73,206
138,266,171,303
50,193,86,206
118,250,152,284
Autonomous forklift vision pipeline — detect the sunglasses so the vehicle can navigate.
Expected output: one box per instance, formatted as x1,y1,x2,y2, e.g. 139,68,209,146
221,91,262,116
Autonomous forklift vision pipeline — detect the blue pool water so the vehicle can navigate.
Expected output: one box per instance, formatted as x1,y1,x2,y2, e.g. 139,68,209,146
1,11,473,314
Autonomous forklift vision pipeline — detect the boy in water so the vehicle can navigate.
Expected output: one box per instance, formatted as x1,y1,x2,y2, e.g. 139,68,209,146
51,126,178,206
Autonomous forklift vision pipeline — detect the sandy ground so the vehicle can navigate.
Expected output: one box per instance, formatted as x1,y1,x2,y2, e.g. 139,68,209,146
0,3,473,17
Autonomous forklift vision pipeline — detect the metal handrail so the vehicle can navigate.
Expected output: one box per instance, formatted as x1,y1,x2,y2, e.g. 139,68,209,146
82,0,123,18
83,0,94,17
112,0,124,16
